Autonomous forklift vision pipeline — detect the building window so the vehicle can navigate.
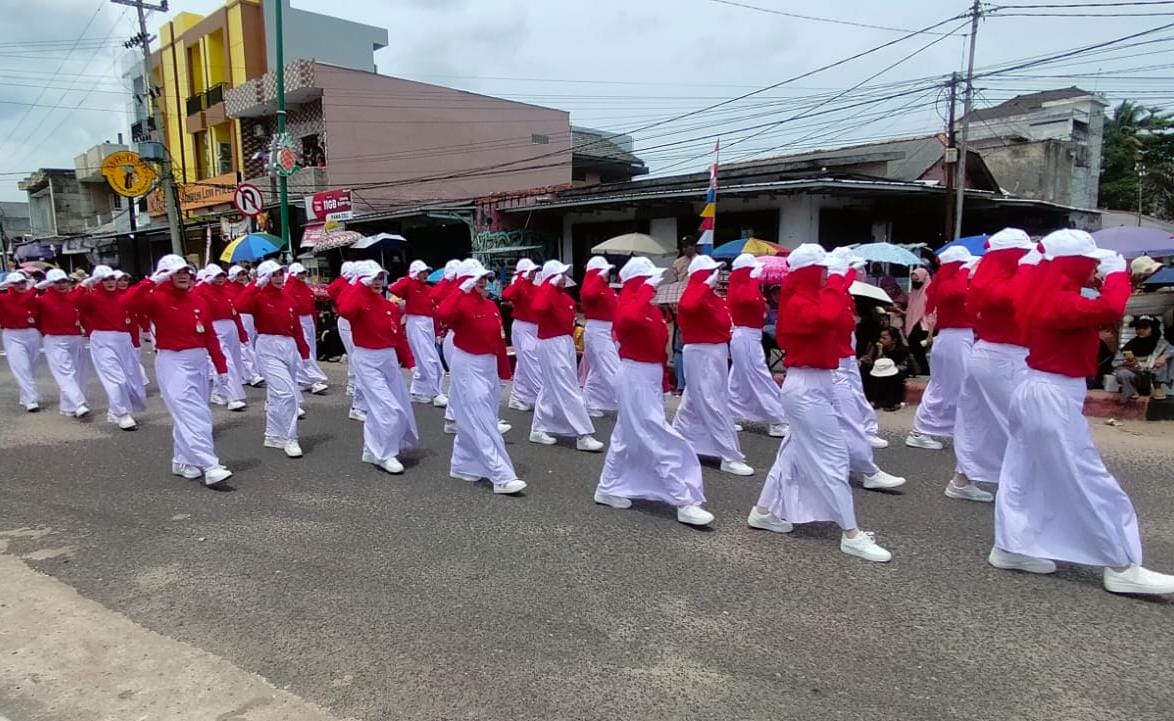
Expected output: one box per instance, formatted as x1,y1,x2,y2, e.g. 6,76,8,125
217,142,233,176
531,133,549,145
301,135,325,167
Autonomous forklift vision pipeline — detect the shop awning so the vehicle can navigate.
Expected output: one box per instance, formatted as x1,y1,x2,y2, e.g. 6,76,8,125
13,241,56,262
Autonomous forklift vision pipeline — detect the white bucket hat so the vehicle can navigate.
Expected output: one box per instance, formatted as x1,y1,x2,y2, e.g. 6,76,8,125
937,246,975,265
870,357,899,378
786,243,831,271
409,259,431,276
539,259,572,285
90,265,116,283
255,259,286,284
686,255,723,276
35,268,70,290
0,271,29,289
442,259,461,280
1040,229,1114,261
619,256,662,283
204,263,226,278
228,264,247,280
585,256,614,274
986,227,1034,251
288,262,308,276
515,258,538,276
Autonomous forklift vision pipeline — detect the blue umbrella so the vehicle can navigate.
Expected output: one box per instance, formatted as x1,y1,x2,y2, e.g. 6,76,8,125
1142,266,1174,287
220,233,283,263
426,267,445,284
937,234,989,257
853,242,923,266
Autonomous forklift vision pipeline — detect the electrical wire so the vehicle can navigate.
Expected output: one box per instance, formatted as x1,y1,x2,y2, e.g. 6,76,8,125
703,0,961,34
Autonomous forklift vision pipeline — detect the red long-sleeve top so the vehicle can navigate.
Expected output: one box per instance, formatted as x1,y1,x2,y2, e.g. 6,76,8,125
284,275,316,317
122,280,227,373
74,286,135,333
531,281,577,339
0,288,38,330
580,270,617,322
234,282,309,359
967,248,1028,346
326,277,349,304
501,277,537,323
194,283,248,342
33,288,84,336
926,262,972,330
389,275,436,317
777,267,849,370
437,287,511,379
336,282,416,364
1025,258,1130,378
615,278,668,364
831,269,859,359
677,272,732,345
727,267,767,330
429,277,456,335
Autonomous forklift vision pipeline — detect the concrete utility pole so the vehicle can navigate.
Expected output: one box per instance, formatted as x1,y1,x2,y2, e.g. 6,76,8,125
944,72,959,243
274,0,290,252
952,0,982,242
113,0,185,257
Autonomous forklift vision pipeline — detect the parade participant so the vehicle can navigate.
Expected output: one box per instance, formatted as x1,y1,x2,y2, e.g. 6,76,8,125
235,260,311,459
122,255,232,488
905,247,975,450
32,268,90,418
749,244,892,562
726,253,787,438
227,265,264,387
946,228,1036,503
75,265,146,429
437,259,526,495
578,256,620,417
432,259,463,427
0,271,41,411
594,257,713,526
328,261,366,421
285,262,329,394
992,229,1174,595
528,259,604,452
390,259,447,407
114,271,151,388
672,255,753,476
503,258,542,411
337,260,419,474
195,264,249,412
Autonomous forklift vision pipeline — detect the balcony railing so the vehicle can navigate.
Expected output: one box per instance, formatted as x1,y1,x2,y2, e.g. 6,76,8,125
205,83,225,107
131,118,156,143
185,93,205,117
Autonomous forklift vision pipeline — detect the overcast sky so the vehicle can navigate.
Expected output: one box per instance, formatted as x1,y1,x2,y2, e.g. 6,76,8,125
1,0,1169,202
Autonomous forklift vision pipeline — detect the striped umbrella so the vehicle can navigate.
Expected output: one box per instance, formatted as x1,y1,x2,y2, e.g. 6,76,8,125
711,238,787,260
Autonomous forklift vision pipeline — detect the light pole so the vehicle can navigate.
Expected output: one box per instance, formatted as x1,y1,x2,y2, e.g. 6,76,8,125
275,0,290,253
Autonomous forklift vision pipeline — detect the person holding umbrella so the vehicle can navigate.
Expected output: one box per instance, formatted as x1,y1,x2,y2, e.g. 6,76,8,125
0,271,42,412
195,264,249,412
75,265,146,429
327,261,366,421
390,259,448,408
726,253,787,438
503,258,542,412
226,265,265,387
579,256,620,417
33,268,90,419
285,262,329,395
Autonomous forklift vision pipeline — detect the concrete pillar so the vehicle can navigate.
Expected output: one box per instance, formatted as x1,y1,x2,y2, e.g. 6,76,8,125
560,214,573,261
649,217,677,252
777,195,819,249
871,220,891,243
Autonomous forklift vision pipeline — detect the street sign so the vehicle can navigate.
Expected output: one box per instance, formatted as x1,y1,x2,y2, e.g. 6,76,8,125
233,183,264,217
101,150,157,198
305,188,353,222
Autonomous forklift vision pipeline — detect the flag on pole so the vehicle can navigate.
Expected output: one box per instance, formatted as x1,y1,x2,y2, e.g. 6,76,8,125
697,140,719,255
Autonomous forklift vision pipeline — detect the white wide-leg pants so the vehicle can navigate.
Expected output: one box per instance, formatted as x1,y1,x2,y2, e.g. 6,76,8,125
508,319,541,407
295,314,329,387
450,347,518,483
954,341,1028,483
405,314,444,401
580,319,620,414
211,319,247,403
89,330,146,417
351,346,419,464
532,335,595,438
42,334,88,414
156,348,219,471
912,327,974,438
256,334,301,444
727,326,785,425
673,342,744,463
2,328,41,407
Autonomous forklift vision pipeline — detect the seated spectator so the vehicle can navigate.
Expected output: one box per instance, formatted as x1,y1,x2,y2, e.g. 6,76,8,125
1113,316,1171,402
860,327,909,411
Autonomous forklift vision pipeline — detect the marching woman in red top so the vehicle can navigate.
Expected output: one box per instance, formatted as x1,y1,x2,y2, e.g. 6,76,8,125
672,255,753,476
906,246,976,450
390,259,447,407
431,259,463,429
75,265,146,429
992,230,1174,594
33,268,91,418
227,265,264,387
0,271,43,411
285,262,329,394
578,256,620,417
594,257,713,526
528,259,604,453
750,245,891,562
114,271,152,390
196,264,249,412
437,259,526,495
726,253,787,438
337,260,420,475
236,260,311,459
122,255,232,488
327,262,366,421
503,258,542,412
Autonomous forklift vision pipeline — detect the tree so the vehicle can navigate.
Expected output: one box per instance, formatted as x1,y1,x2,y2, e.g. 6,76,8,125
1099,100,1174,220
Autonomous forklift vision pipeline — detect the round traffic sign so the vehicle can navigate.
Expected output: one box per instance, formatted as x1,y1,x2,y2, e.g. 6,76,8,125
233,183,264,217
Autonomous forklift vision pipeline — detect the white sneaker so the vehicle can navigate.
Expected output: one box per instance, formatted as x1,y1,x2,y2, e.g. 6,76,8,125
74,404,90,419
494,479,527,495
508,398,532,412
1103,565,1174,595
867,435,889,449
529,430,557,445
309,382,328,395
987,546,1055,574
862,469,906,490
24,402,39,412
116,414,137,431
432,394,449,408
945,480,994,503
677,504,715,526
905,432,943,450
747,507,792,533
348,408,367,422
450,470,481,482
576,435,604,452
106,410,120,424
263,436,287,450
226,400,247,412
841,531,892,562
768,423,789,438
497,420,512,434
444,421,458,435
346,383,355,397
284,441,304,458
733,423,744,432
377,457,404,474
593,490,632,509
209,394,227,406
720,459,754,476
297,407,307,419
171,463,201,480
587,409,606,418
411,394,432,405
248,376,265,387
203,466,233,487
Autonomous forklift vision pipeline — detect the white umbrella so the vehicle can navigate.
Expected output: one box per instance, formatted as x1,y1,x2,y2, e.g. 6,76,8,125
351,232,406,249
850,280,892,304
852,242,923,266
592,232,674,256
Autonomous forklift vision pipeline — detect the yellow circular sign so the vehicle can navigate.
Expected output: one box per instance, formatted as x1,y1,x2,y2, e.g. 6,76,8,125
101,151,157,198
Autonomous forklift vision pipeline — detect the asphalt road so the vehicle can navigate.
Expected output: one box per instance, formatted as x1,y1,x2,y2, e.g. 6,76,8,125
1,357,1172,721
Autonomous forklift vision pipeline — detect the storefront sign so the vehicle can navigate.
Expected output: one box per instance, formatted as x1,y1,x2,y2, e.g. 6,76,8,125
305,188,353,222
101,150,157,198
148,172,237,217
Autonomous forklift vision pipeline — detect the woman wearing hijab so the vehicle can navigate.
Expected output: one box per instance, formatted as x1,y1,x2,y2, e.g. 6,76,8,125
236,260,311,459
327,261,361,407
594,257,713,526
114,271,151,389
992,230,1174,595
195,264,249,412
578,256,620,417
226,265,264,387
33,268,90,419
122,255,232,488
1112,316,1171,402
75,265,147,429
905,248,975,450
503,258,543,412
0,271,42,412
726,253,787,438
672,255,753,476
390,259,448,407
284,262,329,394
904,266,932,375
750,245,892,562
528,260,604,452
431,260,465,430
337,261,420,474
437,259,526,495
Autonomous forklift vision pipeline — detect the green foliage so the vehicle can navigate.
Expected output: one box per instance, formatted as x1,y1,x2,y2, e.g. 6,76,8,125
1099,100,1174,219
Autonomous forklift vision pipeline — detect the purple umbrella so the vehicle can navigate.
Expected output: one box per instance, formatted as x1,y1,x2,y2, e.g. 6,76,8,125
1091,226,1174,257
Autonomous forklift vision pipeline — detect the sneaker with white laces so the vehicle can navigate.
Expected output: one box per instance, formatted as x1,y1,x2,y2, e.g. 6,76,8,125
74,404,90,419
904,432,944,450
494,479,527,495
945,479,994,503
508,398,532,412
497,420,512,434
747,507,792,533
987,546,1056,574
297,407,306,419
348,408,367,422
529,430,557,445
309,382,328,395
432,394,449,408
116,414,137,431
677,504,715,526
284,441,304,458
444,421,458,435
862,469,906,490
24,402,39,412
867,435,889,449
576,435,604,452
841,531,892,562
248,376,265,387
1103,565,1174,595
768,423,789,438
263,436,287,450
203,466,233,487
593,490,632,509
410,394,432,404
450,470,481,482
209,394,227,406
171,463,201,480
226,400,247,412
720,459,754,476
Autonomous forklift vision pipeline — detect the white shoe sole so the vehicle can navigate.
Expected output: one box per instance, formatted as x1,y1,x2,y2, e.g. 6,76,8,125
450,471,481,482
945,485,994,502
1103,577,1174,595
747,513,793,534
988,549,1055,575
593,491,631,509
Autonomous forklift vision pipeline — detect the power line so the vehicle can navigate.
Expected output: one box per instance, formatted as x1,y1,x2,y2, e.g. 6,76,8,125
704,0,960,34
991,1,1174,7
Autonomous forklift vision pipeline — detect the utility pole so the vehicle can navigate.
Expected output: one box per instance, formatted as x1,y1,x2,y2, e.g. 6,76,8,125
114,0,185,257
943,73,959,243
952,0,982,242
274,0,290,252
1136,159,1145,226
